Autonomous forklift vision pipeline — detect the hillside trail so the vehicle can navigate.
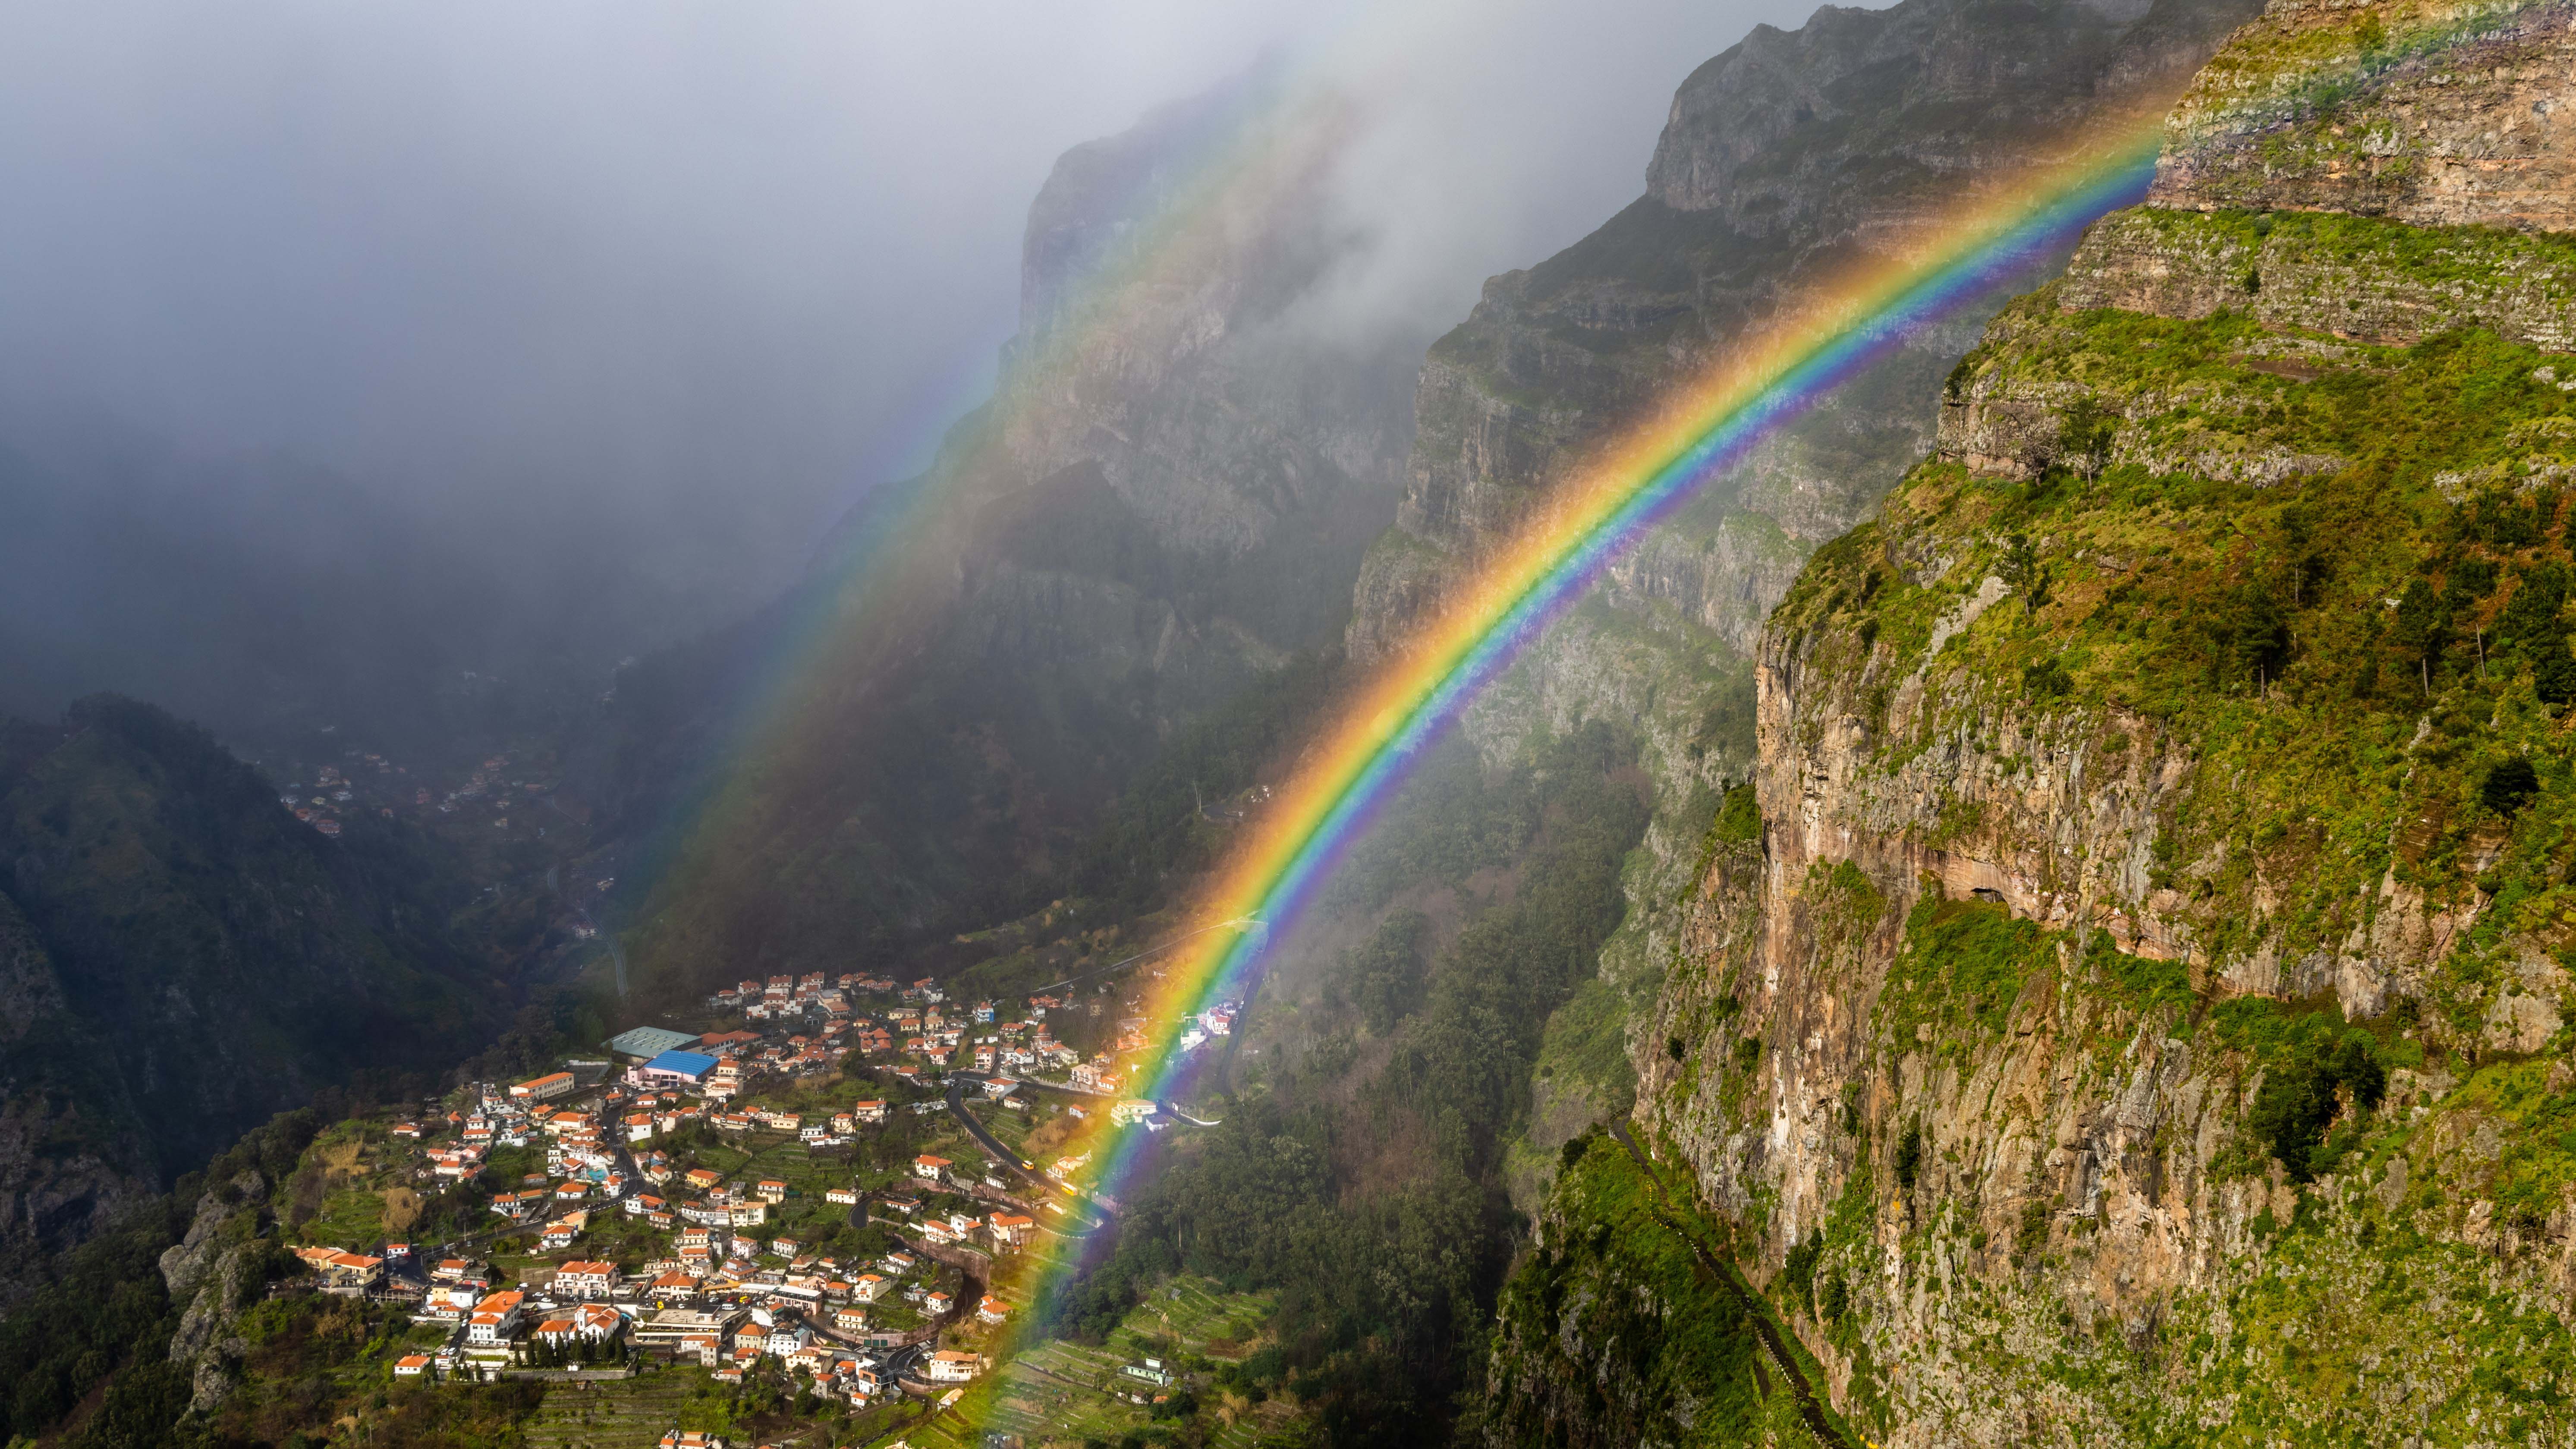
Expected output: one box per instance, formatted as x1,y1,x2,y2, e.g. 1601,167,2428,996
1606,1122,1861,1449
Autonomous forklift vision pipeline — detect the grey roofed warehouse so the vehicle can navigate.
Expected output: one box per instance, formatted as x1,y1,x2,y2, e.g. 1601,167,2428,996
607,1026,704,1060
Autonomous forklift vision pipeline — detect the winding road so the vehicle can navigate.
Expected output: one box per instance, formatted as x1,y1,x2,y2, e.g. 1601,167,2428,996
941,1077,1108,1228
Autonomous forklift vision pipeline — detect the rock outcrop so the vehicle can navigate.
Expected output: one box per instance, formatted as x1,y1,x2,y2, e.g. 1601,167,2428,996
0,891,150,1312
1348,0,2268,671
159,1169,269,1414
1342,0,2272,1232
599,77,1428,989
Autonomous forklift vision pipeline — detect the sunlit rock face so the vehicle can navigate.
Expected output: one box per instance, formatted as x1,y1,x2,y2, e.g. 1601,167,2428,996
1477,0,2576,1444
2155,0,2576,232
1331,0,2267,1284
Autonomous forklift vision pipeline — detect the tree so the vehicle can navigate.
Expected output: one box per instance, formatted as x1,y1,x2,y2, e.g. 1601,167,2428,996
2056,395,2120,481
1893,1122,1925,1192
2249,1036,2386,1181
2391,576,2450,693
2002,533,2050,616
2483,757,2541,817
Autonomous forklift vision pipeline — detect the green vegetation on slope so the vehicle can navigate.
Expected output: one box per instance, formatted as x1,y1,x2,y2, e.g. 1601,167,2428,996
1486,1131,1849,1448
1045,724,1652,1447
0,696,503,1184
1784,294,2576,1050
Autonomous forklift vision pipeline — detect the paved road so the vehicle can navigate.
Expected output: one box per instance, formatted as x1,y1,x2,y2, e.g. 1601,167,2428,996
943,1079,1051,1187
1006,1073,1219,1131
942,1077,1110,1228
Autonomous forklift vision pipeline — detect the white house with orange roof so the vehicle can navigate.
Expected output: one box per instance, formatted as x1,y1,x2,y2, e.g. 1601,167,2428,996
466,1290,526,1348
510,1071,574,1103
553,1260,616,1298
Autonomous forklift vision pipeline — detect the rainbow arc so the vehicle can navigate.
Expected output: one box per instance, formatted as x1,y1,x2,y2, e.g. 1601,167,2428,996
976,114,2175,1360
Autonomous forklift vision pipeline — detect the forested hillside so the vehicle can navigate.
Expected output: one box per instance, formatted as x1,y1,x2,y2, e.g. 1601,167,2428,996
0,697,505,1305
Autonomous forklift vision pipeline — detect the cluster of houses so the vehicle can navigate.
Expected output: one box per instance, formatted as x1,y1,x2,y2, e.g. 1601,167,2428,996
385,1254,630,1380
705,974,1113,1090
333,1013,1025,1396
442,754,554,829
277,748,563,840
332,961,1246,1411
374,1237,997,1405
279,761,358,837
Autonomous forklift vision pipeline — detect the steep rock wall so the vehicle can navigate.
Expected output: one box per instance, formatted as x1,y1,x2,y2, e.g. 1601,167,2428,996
1592,3,2576,1440
2157,0,2576,230
1348,0,2268,671
596,83,1426,985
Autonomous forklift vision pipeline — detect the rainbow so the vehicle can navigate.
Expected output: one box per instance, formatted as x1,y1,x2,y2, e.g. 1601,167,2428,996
978,115,2170,1355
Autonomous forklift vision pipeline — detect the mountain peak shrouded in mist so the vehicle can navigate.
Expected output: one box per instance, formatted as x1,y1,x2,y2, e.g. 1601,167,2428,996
1019,57,1291,343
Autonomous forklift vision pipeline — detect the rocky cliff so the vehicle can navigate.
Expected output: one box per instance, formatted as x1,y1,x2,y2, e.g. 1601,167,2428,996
0,888,149,1312
1349,0,2266,668
1491,0,2576,1442
1339,0,2270,1224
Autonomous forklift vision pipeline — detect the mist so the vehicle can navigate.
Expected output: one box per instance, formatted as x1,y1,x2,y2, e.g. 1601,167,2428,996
0,0,1830,735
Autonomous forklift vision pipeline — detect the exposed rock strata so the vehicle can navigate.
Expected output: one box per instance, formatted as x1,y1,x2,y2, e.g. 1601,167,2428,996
1459,0,2576,1439
2157,0,2576,230
1349,0,2268,1231
1592,2,2576,1441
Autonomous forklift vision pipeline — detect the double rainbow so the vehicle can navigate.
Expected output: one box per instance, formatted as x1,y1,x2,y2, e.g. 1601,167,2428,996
984,116,2169,1339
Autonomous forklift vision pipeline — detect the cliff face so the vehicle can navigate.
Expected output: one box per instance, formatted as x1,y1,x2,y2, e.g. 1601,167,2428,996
1341,0,2268,1236
1489,0,2576,1442
1005,85,1418,610
1348,0,2266,672
0,890,148,1312
2155,0,2576,230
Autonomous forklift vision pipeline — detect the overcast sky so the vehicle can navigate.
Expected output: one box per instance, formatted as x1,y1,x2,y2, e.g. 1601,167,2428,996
0,0,1827,623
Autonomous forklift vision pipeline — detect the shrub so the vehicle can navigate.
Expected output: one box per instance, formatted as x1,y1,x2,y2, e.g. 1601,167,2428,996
1894,1123,1925,1192
2023,657,2073,702
2482,757,2540,817
1817,1272,1850,1322
2248,1035,2387,1181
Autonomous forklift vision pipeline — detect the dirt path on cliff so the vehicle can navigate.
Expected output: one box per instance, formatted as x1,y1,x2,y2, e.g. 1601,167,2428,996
1606,1122,1859,1449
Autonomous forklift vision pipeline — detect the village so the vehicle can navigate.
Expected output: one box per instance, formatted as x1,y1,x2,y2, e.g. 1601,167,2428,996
267,961,1245,1445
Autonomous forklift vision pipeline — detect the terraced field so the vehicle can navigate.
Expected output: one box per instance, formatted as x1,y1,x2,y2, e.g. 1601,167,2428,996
518,1373,694,1449
881,1276,1307,1448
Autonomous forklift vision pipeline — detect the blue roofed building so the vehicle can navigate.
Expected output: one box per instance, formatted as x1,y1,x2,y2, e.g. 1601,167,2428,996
631,1049,719,1089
